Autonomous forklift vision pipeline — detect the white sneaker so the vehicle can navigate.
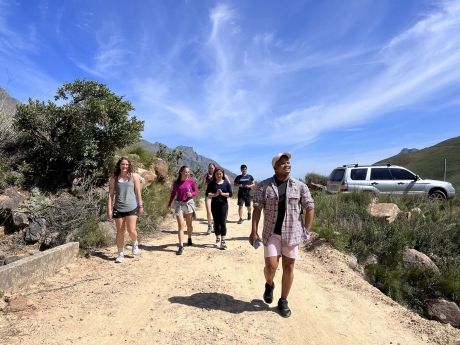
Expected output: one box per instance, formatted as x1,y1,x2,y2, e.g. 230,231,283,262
132,241,140,256
215,238,221,249
115,252,124,263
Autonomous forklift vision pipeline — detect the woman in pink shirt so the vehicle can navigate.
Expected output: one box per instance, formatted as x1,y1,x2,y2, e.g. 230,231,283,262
167,165,199,255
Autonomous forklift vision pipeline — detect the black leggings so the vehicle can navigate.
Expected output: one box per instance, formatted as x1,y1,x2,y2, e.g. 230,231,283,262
211,202,228,237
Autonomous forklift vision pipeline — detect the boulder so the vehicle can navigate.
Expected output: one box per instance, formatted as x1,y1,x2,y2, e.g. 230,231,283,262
137,168,156,188
12,211,29,228
0,187,27,213
364,254,379,266
0,187,27,212
367,203,400,223
41,231,61,248
98,221,116,242
427,298,460,328
24,218,47,243
402,248,439,273
151,159,169,182
347,255,358,270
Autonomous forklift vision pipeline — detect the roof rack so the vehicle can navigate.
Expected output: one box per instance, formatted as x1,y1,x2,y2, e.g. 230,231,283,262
342,164,359,168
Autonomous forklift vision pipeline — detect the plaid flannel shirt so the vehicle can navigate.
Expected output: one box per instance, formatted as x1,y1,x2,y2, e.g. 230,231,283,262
253,176,314,246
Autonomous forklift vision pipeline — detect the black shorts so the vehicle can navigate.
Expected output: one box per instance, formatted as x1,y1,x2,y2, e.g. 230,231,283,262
237,194,252,207
112,208,137,219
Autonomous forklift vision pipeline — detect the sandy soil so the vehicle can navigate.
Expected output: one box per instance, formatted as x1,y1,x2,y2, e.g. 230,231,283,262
1,198,459,345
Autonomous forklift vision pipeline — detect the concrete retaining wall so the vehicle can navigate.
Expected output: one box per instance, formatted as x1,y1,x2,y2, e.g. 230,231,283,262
0,242,79,293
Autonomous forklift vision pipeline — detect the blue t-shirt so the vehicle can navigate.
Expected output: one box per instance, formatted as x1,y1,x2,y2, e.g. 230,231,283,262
206,180,233,204
235,174,254,196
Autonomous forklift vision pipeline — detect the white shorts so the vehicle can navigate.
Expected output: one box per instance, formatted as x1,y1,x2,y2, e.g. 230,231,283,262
175,199,195,216
264,234,299,259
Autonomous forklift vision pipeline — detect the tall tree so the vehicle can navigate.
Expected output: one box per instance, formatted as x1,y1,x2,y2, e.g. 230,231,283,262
14,79,144,188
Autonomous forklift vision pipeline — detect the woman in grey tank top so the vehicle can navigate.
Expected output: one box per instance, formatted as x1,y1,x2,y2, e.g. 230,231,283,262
108,157,144,263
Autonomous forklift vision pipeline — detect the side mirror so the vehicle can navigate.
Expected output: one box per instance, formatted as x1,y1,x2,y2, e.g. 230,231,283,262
414,175,419,181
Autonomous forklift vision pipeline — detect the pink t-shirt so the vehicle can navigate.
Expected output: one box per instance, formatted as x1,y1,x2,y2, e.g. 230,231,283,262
168,178,198,206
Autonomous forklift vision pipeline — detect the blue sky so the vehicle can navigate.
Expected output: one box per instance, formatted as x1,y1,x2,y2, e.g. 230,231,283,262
1,0,460,179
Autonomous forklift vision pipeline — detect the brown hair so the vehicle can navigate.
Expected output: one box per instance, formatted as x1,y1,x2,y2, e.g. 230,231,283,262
113,157,133,178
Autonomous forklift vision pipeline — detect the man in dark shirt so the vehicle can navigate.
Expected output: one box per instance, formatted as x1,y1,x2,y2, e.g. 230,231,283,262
234,164,255,224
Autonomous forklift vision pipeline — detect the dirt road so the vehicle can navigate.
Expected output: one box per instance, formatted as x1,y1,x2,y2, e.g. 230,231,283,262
1,198,459,345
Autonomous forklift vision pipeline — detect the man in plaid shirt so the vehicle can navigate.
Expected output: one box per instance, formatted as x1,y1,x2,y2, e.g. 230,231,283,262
249,152,314,318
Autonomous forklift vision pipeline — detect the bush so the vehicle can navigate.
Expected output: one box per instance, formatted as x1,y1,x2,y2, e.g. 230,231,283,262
118,145,155,169
12,79,144,189
137,182,171,234
313,191,460,315
78,215,110,250
305,172,328,186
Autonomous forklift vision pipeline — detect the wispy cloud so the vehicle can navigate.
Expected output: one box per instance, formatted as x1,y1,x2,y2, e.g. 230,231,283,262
268,0,460,146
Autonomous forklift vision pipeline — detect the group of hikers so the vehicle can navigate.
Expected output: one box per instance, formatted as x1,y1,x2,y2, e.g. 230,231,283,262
107,152,315,318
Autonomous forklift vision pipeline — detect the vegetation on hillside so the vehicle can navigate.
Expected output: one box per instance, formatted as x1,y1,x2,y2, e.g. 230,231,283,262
312,191,460,319
375,136,460,191
0,80,177,254
8,80,144,189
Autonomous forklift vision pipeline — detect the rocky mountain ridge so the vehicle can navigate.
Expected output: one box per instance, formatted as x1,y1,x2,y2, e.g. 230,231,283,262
138,139,237,181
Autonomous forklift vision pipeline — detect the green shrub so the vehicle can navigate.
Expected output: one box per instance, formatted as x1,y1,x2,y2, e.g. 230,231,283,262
13,79,144,189
313,190,460,317
137,182,171,234
79,215,110,250
305,172,328,186
118,145,155,169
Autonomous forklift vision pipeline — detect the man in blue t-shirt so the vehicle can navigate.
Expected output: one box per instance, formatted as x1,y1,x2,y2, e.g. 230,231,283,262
234,164,255,224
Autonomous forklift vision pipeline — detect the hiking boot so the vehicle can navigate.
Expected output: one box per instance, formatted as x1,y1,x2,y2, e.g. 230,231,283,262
187,238,193,246
220,239,227,250
237,218,243,224
247,213,251,220
132,241,140,256
207,224,212,235
176,246,185,255
263,282,275,304
115,252,124,263
277,298,292,318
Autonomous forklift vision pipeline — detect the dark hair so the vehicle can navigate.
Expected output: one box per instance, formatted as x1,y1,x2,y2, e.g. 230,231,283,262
240,164,247,170
213,166,226,181
175,165,189,184
208,163,215,169
114,157,133,178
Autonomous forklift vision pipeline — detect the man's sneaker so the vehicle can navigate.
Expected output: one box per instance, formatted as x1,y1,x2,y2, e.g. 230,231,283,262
247,213,251,220
207,224,212,235
277,298,292,318
220,239,227,250
237,218,243,224
187,238,193,246
132,241,140,256
176,246,185,255
215,238,221,249
263,282,275,303
115,252,124,263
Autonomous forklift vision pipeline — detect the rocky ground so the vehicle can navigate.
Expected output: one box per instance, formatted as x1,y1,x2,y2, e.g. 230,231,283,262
1,198,459,345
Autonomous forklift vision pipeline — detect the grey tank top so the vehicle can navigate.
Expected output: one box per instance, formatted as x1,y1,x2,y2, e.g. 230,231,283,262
114,176,137,212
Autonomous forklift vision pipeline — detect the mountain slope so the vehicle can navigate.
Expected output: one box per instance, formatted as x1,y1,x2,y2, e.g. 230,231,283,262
137,139,237,181
0,87,19,116
375,136,460,190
